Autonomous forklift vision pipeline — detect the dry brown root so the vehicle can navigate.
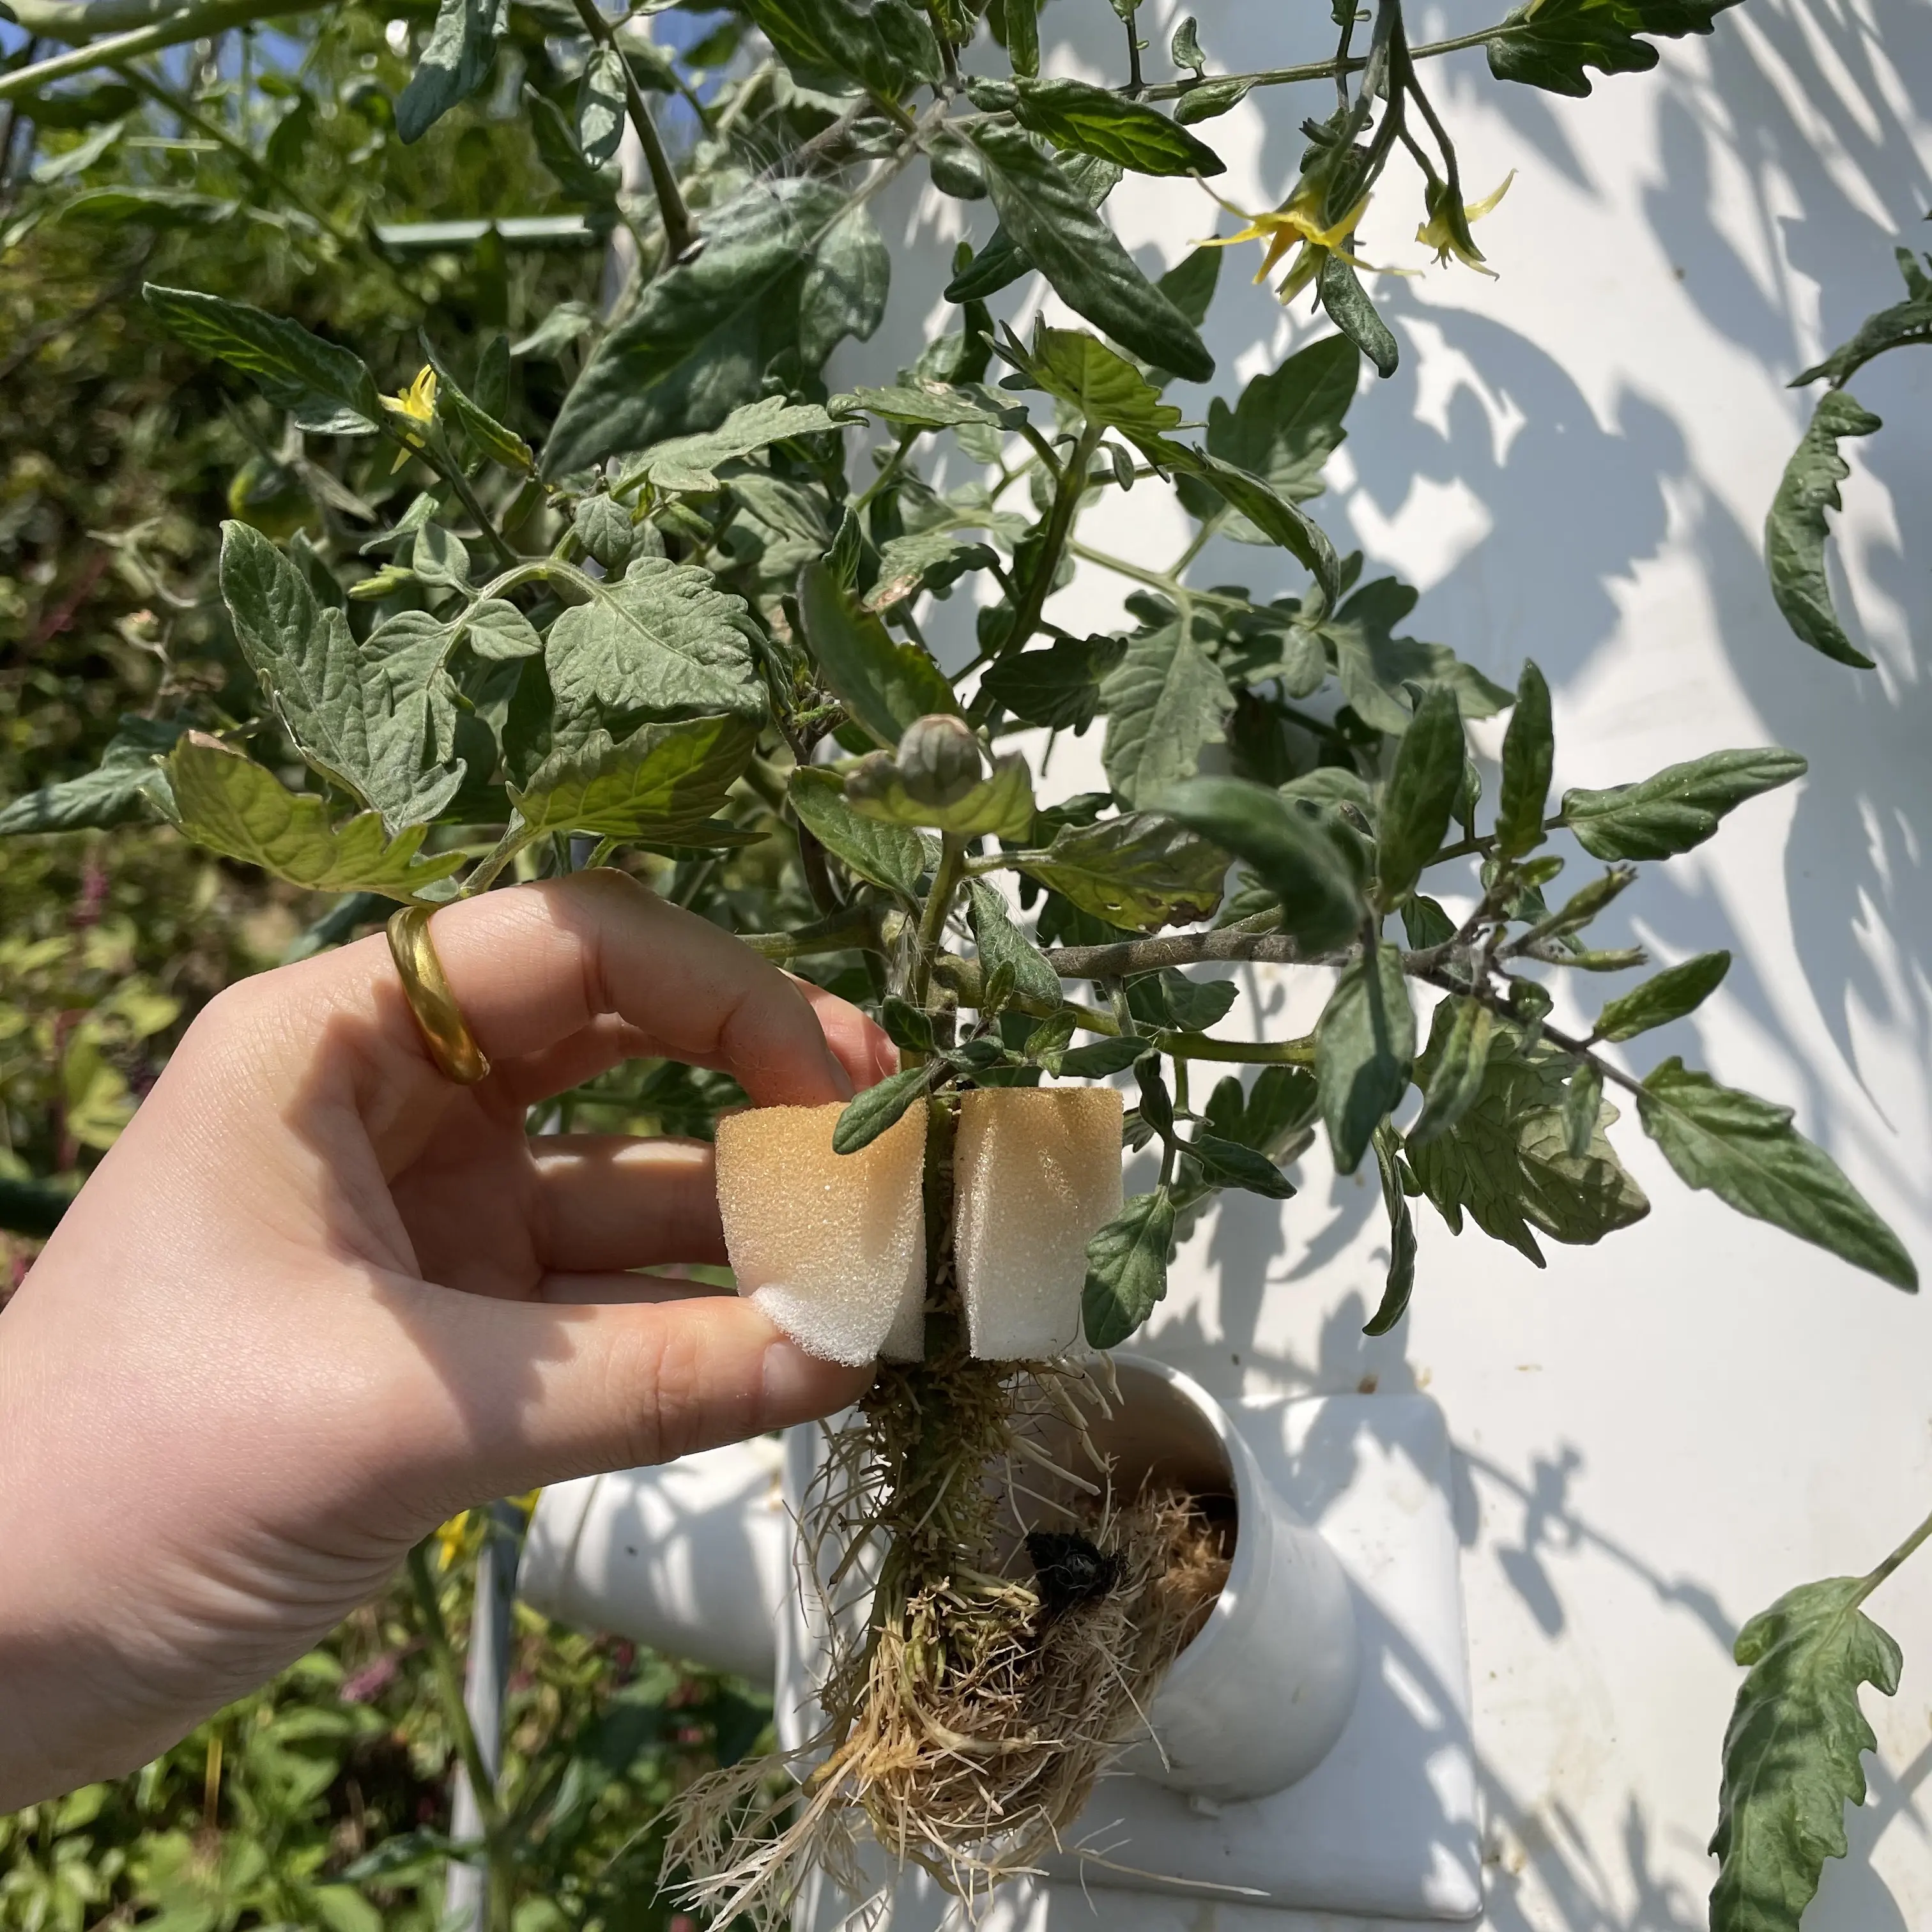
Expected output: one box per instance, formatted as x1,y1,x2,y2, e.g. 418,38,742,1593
666,1338,1231,1928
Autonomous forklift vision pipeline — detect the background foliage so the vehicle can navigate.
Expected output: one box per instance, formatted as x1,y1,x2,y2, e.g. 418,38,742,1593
0,0,1924,1925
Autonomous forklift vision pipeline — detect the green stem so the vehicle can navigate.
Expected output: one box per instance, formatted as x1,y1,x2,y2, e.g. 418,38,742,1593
739,908,887,961
1855,1503,1932,1607
1066,539,1252,614
405,1540,512,1914
463,824,537,896
1137,22,1510,104
0,0,312,100
567,0,696,261
1156,1030,1315,1065
909,834,967,1008
994,423,1100,665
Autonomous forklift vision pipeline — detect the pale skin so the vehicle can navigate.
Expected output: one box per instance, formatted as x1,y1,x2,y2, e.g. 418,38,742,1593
0,870,891,1811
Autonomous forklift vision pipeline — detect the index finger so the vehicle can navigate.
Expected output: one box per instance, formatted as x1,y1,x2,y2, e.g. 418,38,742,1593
335,871,886,1106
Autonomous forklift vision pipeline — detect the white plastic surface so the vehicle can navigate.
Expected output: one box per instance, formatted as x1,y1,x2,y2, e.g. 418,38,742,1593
1099,1360,1361,1801
516,1439,787,1683
819,1,1932,1921
781,1392,1476,1927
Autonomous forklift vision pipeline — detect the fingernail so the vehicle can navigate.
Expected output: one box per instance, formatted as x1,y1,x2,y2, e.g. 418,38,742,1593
762,1338,832,1418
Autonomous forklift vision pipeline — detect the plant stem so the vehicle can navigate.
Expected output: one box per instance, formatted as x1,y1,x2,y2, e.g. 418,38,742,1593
405,1540,514,1917
910,834,967,1007
0,0,312,100
1136,22,1510,105
1856,1502,1932,1607
1066,539,1252,613
567,0,696,261
739,907,886,962
464,824,536,896
997,423,1101,661
1157,1030,1315,1065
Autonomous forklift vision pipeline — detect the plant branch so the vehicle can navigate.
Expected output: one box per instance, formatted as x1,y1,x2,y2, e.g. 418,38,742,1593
1136,22,1512,106
739,908,887,962
910,834,967,1006
1042,928,1338,979
1856,1503,1932,1608
0,0,313,100
567,0,696,261
994,424,1100,661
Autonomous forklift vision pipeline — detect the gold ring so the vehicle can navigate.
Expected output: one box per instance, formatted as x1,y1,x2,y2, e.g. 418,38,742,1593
386,905,491,1085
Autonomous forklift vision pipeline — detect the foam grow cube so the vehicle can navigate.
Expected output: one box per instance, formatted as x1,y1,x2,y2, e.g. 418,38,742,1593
716,1101,928,1367
954,1087,1124,1360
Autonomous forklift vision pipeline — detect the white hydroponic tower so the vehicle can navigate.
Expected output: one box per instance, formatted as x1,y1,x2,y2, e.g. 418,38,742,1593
527,1,1932,1923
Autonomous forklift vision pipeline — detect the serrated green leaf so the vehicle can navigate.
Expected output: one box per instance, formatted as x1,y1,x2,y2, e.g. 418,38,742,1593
1100,608,1233,807
797,559,957,747
546,555,765,733
525,86,618,205
1591,951,1730,1042
1560,747,1806,861
0,716,181,834
833,1065,931,1154
1159,776,1365,955
967,123,1211,382
1127,968,1237,1032
220,521,464,834
866,531,997,611
1083,1186,1176,1347
1317,252,1399,378
1496,658,1554,856
1008,75,1225,178
966,880,1060,1004
1487,0,1740,97
1186,1130,1294,1199
788,766,933,896
1320,576,1512,733
412,522,472,592
1561,1059,1602,1159
1637,1059,1915,1289
395,0,503,140
845,748,1034,838
543,180,848,478
1765,389,1882,668
625,397,843,495
832,380,1002,430
457,598,543,661
1057,1034,1147,1077
800,204,890,366
1408,996,1493,1147
1709,1577,1903,1932
577,44,626,167
1157,243,1222,327
1316,940,1414,1175
1406,1007,1648,1262
422,341,535,474
1792,253,1932,390
508,714,756,842
1014,811,1227,933
1376,685,1464,905
144,284,381,435
1020,323,1184,436
1172,75,1254,125
739,0,940,98
574,494,635,571
980,632,1126,733
1004,0,1040,74
164,737,464,900
1365,1121,1417,1333
1180,334,1358,530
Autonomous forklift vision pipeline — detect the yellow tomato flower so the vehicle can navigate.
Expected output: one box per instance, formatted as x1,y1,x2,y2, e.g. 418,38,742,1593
381,364,438,473
1414,170,1515,275
1199,180,1391,304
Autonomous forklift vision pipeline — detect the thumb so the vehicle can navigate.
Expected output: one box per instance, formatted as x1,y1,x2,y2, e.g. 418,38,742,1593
390,1285,871,1512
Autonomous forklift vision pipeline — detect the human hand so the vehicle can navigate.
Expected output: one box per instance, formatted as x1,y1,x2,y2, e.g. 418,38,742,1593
0,871,894,1809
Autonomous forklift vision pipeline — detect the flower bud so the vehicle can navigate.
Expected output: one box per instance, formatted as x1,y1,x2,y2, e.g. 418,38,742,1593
896,714,983,808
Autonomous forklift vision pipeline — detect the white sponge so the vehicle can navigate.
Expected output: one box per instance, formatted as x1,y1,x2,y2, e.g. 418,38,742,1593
716,1101,928,1367
954,1087,1124,1360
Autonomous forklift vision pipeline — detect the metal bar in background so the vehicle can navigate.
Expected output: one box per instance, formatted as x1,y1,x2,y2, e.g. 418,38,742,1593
443,1501,524,1932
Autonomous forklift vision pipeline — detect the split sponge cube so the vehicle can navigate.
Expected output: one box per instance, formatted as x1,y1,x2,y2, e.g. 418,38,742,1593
715,1101,927,1367
954,1087,1124,1360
